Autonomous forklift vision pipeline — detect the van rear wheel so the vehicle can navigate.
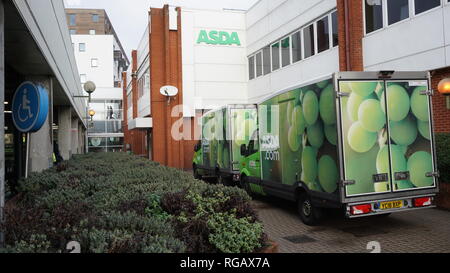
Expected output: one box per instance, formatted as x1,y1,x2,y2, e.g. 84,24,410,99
298,193,323,226
193,167,202,180
241,176,254,197
218,175,233,187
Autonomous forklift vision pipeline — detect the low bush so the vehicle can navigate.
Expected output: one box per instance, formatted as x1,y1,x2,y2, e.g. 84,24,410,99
436,133,450,183
0,153,266,253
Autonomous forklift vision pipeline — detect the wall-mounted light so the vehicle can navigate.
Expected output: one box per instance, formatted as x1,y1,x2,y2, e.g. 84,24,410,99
73,81,97,103
88,109,96,121
438,78,450,109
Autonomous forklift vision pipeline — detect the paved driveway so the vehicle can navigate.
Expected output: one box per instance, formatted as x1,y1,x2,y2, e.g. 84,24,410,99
252,197,450,253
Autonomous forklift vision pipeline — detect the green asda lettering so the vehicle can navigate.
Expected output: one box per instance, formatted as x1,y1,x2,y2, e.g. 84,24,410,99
197,30,241,46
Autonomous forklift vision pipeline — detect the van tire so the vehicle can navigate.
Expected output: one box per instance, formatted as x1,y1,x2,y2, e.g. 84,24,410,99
193,167,202,180
241,176,254,198
218,175,232,187
298,193,323,226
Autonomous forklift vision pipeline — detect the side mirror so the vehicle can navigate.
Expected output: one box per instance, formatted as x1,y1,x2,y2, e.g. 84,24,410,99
240,144,247,157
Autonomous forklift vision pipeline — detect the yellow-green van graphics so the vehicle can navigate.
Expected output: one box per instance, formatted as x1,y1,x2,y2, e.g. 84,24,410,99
259,79,339,194
339,80,436,196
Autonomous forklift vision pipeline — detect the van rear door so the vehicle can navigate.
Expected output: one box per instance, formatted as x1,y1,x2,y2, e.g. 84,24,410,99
336,72,438,199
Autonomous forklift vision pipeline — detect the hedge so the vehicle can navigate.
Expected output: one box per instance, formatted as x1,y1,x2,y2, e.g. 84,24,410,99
436,133,450,184
0,153,267,253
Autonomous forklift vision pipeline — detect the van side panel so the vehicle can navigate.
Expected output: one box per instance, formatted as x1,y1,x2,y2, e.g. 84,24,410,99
259,78,340,196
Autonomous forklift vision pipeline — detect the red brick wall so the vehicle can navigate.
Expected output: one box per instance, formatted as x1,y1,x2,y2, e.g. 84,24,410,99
149,6,184,169
337,0,364,71
122,71,131,150
431,67,450,133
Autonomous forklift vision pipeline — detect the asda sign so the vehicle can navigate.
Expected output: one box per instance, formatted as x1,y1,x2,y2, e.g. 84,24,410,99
196,30,241,46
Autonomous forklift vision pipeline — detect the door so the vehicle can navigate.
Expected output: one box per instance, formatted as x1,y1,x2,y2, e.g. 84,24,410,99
385,80,437,192
338,79,437,197
230,108,257,172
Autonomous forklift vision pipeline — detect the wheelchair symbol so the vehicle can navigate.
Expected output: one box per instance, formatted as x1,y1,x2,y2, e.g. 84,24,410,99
18,89,34,123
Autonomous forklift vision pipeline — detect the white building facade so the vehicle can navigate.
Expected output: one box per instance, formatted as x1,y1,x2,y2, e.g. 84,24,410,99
71,34,126,152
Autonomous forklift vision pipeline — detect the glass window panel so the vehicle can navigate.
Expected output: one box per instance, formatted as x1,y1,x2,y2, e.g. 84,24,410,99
69,14,76,26
91,111,106,121
331,11,338,47
271,42,280,71
281,37,291,67
262,46,271,75
248,56,255,80
106,100,122,110
303,24,315,58
317,16,330,53
107,121,123,134
365,0,383,33
414,0,440,15
89,147,107,153
89,121,107,134
89,137,106,148
92,14,99,22
256,52,263,77
388,0,409,25
292,31,302,63
79,43,86,52
108,137,124,146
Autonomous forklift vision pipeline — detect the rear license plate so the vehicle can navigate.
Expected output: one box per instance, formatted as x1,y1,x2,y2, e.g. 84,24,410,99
380,200,403,210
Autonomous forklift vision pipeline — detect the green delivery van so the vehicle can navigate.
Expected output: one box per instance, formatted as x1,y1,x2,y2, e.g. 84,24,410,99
193,104,258,185
194,71,440,226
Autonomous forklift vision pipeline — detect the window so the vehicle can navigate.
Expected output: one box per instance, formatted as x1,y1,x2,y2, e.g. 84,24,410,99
256,52,263,77
248,56,255,80
388,0,409,25
92,14,99,22
331,11,338,47
414,0,441,15
271,42,280,71
69,14,76,26
69,29,76,35
281,37,291,67
365,0,383,34
91,59,98,67
80,74,87,84
317,16,330,53
291,31,302,63
127,93,132,109
89,29,96,35
303,24,315,58
79,43,86,52
262,46,271,75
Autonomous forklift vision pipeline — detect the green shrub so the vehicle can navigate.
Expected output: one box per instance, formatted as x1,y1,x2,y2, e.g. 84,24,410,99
1,152,266,253
436,133,450,183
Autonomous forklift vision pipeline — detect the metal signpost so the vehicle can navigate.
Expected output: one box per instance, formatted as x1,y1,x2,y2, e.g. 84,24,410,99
0,82,49,246
12,82,50,178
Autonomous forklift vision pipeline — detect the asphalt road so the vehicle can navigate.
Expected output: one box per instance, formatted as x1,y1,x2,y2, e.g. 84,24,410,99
252,196,450,253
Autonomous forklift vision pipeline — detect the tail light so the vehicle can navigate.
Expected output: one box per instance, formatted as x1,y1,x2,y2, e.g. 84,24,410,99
414,197,433,208
350,204,372,215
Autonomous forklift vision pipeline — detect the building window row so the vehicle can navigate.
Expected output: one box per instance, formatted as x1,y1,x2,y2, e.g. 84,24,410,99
138,70,150,99
88,137,124,153
68,13,99,26
365,0,448,35
248,10,338,81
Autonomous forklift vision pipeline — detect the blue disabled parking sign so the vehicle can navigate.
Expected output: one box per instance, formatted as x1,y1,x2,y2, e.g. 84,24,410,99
12,82,49,133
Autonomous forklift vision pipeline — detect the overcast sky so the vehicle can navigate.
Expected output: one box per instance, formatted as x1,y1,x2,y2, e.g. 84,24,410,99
64,0,258,59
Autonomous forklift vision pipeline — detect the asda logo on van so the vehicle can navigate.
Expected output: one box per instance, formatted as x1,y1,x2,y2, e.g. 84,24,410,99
197,30,241,46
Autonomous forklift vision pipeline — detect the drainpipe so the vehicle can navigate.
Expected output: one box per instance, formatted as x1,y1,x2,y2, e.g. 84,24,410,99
344,0,351,71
